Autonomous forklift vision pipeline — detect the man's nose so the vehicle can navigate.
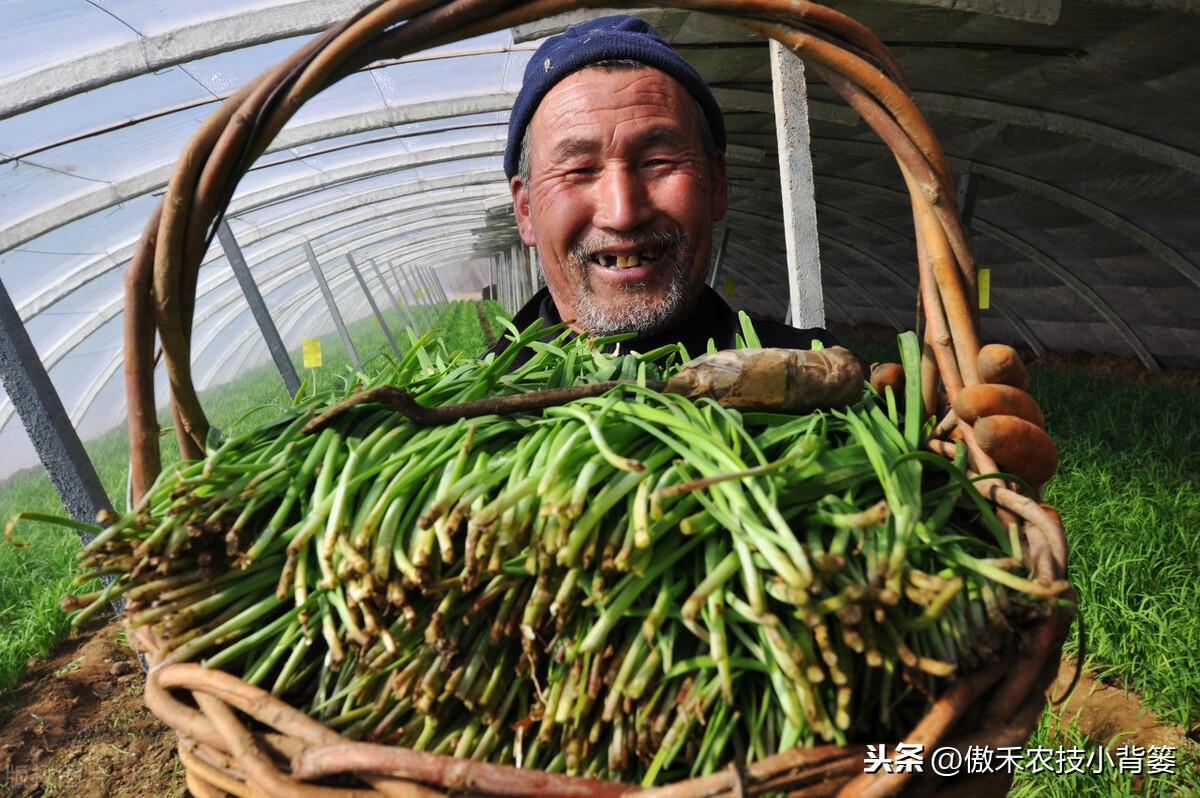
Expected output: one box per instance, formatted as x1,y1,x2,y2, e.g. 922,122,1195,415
593,166,653,231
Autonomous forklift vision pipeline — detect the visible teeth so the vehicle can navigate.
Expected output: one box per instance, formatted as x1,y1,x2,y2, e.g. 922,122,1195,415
596,252,653,269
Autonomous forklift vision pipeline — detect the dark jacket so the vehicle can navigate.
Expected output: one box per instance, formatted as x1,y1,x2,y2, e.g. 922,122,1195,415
484,286,843,369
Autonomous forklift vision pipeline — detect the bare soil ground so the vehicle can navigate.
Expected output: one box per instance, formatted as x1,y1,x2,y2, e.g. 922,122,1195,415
0,619,1196,797
1050,655,1196,753
0,617,183,798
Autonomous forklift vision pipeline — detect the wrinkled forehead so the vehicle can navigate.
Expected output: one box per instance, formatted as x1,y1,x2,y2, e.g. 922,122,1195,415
527,66,704,155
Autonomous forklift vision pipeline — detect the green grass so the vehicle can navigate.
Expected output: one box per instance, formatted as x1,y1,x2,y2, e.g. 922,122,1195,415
1032,366,1200,732
0,300,465,692
1011,699,1200,797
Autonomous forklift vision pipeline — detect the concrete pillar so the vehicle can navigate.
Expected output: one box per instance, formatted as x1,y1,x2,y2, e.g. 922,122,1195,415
770,40,824,328
0,277,130,630
0,277,112,530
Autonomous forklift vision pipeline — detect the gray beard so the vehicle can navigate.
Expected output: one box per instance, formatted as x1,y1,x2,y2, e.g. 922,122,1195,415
561,228,700,336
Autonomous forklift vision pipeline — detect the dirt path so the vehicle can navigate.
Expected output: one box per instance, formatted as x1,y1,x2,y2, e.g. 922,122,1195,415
0,617,182,798
0,621,1194,797
1050,655,1196,751
476,300,497,345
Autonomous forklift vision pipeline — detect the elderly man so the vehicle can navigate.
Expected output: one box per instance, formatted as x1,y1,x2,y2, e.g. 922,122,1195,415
486,14,1058,489
487,14,840,363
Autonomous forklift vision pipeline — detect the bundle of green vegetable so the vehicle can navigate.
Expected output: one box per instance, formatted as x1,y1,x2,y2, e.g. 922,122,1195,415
11,317,1064,786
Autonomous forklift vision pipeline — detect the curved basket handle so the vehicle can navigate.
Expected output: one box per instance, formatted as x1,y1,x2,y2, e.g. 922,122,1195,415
124,0,984,505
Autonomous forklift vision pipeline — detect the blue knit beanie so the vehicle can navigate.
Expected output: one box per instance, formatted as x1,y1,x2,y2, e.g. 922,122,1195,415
503,14,726,179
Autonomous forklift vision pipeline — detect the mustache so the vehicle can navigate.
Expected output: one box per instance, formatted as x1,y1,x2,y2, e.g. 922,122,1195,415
567,227,686,266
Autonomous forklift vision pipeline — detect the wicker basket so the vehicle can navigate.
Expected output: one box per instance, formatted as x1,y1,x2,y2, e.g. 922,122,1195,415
121,1,1075,795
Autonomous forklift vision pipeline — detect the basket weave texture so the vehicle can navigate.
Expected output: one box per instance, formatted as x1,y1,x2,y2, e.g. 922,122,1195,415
120,1,1075,795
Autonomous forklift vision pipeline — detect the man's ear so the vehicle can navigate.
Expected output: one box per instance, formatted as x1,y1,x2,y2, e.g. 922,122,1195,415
510,175,537,247
711,150,728,222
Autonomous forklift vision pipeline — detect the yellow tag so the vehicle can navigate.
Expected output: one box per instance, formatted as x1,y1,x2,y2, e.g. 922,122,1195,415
415,287,424,300
724,276,735,298
302,339,322,368
373,317,381,326
978,268,991,310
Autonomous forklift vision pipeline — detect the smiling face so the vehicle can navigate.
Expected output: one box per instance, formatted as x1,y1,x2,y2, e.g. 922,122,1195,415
510,66,727,334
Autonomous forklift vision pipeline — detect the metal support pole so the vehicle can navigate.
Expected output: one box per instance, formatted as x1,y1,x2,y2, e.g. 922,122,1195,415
708,226,731,287
498,252,508,312
302,242,360,368
217,222,300,397
509,249,519,310
386,261,422,331
424,267,447,323
422,267,446,305
412,266,438,326
369,260,412,328
511,249,518,306
529,246,542,293
513,243,529,302
0,278,112,527
504,249,515,311
499,252,508,309
412,265,436,329
523,244,534,298
370,259,418,333
346,253,400,358
410,266,432,323
425,267,449,306
400,264,434,329
438,269,451,304
496,252,507,312
389,263,418,330
510,244,522,302
511,249,519,310
770,40,825,328
427,267,446,304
